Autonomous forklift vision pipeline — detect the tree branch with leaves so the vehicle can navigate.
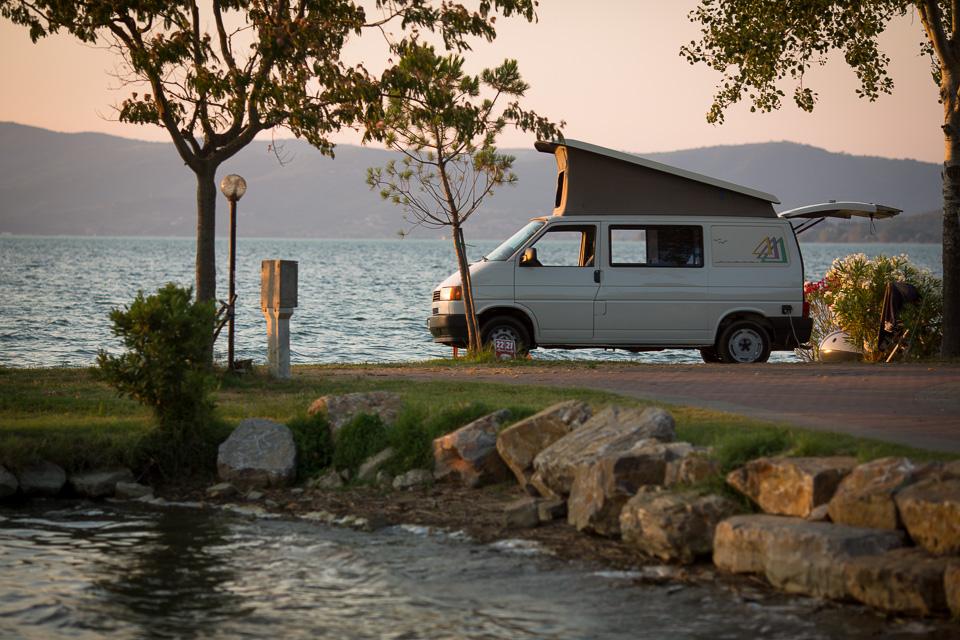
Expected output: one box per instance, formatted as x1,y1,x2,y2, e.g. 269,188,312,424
682,0,960,358
366,41,562,353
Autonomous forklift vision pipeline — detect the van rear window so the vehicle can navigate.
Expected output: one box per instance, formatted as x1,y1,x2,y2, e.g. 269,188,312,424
609,225,703,267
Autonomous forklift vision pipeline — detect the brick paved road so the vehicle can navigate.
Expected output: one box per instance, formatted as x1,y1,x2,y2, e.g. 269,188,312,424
347,363,960,454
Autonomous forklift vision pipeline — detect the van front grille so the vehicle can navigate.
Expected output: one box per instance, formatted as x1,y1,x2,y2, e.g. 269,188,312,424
432,290,441,302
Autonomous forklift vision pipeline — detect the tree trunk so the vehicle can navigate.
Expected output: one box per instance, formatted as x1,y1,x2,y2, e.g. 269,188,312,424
195,166,218,304
942,67,960,358
452,224,480,352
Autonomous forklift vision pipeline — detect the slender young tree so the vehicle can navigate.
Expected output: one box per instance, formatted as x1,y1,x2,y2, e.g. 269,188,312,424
682,1,960,357
1,0,540,305
366,41,562,353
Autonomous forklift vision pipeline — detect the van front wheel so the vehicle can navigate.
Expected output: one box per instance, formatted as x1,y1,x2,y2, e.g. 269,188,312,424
480,316,532,356
717,321,771,364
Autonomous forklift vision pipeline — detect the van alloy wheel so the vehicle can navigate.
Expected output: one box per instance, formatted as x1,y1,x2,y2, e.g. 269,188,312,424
718,320,771,364
480,316,532,355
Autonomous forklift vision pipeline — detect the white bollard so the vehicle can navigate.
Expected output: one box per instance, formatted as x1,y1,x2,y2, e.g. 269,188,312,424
261,260,298,379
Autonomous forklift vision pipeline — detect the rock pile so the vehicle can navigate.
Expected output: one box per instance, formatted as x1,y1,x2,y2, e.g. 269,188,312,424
5,391,958,620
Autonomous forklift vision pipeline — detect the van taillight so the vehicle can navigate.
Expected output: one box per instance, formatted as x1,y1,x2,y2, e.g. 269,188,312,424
803,300,810,317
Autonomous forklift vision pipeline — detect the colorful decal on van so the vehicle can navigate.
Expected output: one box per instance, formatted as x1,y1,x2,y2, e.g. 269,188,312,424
710,227,791,266
753,237,788,263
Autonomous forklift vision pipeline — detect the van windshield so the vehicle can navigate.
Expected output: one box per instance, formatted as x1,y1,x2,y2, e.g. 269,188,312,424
483,220,546,261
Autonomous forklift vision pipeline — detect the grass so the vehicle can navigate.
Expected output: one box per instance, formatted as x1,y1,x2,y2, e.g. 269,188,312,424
1,362,956,485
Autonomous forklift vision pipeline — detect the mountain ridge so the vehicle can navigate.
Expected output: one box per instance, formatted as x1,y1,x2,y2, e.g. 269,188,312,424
0,122,943,241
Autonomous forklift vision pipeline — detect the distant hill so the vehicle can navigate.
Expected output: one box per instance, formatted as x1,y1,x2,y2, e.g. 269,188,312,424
0,122,944,241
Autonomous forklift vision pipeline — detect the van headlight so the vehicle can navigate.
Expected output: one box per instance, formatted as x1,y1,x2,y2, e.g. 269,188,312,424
439,286,462,301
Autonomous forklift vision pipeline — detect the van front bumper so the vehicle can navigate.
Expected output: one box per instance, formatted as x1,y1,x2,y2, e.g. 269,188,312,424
427,314,469,347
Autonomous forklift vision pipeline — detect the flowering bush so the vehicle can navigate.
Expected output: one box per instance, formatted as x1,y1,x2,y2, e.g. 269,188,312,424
798,253,942,362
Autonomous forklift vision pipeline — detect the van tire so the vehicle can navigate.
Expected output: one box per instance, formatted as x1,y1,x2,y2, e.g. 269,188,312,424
717,320,771,364
480,316,532,356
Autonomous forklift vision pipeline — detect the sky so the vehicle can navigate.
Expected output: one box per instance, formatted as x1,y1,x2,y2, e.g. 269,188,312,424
0,1,944,163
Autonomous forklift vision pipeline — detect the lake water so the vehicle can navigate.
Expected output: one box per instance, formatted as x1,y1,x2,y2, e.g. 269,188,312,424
1,500,956,640
0,236,943,368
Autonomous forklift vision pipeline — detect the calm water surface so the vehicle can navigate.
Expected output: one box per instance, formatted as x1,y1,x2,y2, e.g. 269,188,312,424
2,500,956,640
0,236,943,368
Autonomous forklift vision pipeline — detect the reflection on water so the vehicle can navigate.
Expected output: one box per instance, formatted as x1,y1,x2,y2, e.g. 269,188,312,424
1,501,958,640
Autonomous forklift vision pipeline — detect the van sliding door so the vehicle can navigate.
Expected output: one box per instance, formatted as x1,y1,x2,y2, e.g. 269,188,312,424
594,224,710,344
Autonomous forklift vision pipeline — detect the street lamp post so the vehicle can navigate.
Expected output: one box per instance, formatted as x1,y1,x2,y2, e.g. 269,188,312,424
220,174,246,371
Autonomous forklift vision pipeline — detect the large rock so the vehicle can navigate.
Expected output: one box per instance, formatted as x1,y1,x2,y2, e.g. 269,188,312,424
894,476,960,555
664,452,721,488
946,563,960,617
0,464,18,498
726,456,857,517
714,514,906,599
17,460,67,497
307,391,404,435
620,488,737,563
433,409,514,488
531,406,675,499
567,442,692,536
843,548,954,616
69,467,136,498
217,418,297,488
827,457,936,530
496,400,592,496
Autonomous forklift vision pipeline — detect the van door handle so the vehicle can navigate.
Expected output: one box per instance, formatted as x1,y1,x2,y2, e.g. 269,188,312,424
594,270,601,283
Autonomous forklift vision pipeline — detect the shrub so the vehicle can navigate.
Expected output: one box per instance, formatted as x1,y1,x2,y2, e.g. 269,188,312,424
800,254,942,361
287,412,335,481
331,413,390,476
96,283,217,437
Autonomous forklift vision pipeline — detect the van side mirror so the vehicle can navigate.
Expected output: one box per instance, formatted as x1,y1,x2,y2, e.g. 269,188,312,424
519,247,541,267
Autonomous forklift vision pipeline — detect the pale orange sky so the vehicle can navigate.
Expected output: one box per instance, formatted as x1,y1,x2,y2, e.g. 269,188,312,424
0,1,943,163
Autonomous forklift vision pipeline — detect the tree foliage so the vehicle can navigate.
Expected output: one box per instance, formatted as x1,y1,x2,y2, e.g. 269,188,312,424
1,0,542,306
682,1,960,357
366,41,562,352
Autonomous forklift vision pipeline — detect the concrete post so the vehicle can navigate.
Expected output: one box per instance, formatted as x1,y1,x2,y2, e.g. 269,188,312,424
261,260,298,379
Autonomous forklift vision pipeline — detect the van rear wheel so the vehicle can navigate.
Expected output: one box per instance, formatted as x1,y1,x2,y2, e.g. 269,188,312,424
717,320,771,364
480,316,532,356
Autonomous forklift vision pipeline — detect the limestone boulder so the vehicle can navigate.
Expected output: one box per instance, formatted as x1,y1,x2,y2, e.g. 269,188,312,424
827,457,936,530
17,460,67,497
433,409,514,488
714,514,906,600
393,469,433,490
357,447,394,482
531,406,675,499
307,391,404,435
726,456,857,517
843,548,954,616
115,481,153,500
496,400,592,496
0,464,18,498
894,476,960,555
69,467,135,498
503,497,540,529
217,418,297,488
620,488,737,564
567,442,692,536
664,450,721,488
946,563,960,617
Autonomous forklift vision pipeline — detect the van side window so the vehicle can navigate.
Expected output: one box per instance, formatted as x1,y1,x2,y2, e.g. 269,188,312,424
528,225,597,267
609,225,703,267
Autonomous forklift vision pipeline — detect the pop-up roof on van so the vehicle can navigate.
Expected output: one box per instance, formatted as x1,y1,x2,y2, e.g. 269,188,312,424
535,139,781,218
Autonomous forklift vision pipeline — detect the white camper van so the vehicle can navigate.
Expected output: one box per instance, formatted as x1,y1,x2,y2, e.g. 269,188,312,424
427,140,900,363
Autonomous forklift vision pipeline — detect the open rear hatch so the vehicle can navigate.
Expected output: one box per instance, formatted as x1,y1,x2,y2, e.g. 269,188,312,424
779,201,902,234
